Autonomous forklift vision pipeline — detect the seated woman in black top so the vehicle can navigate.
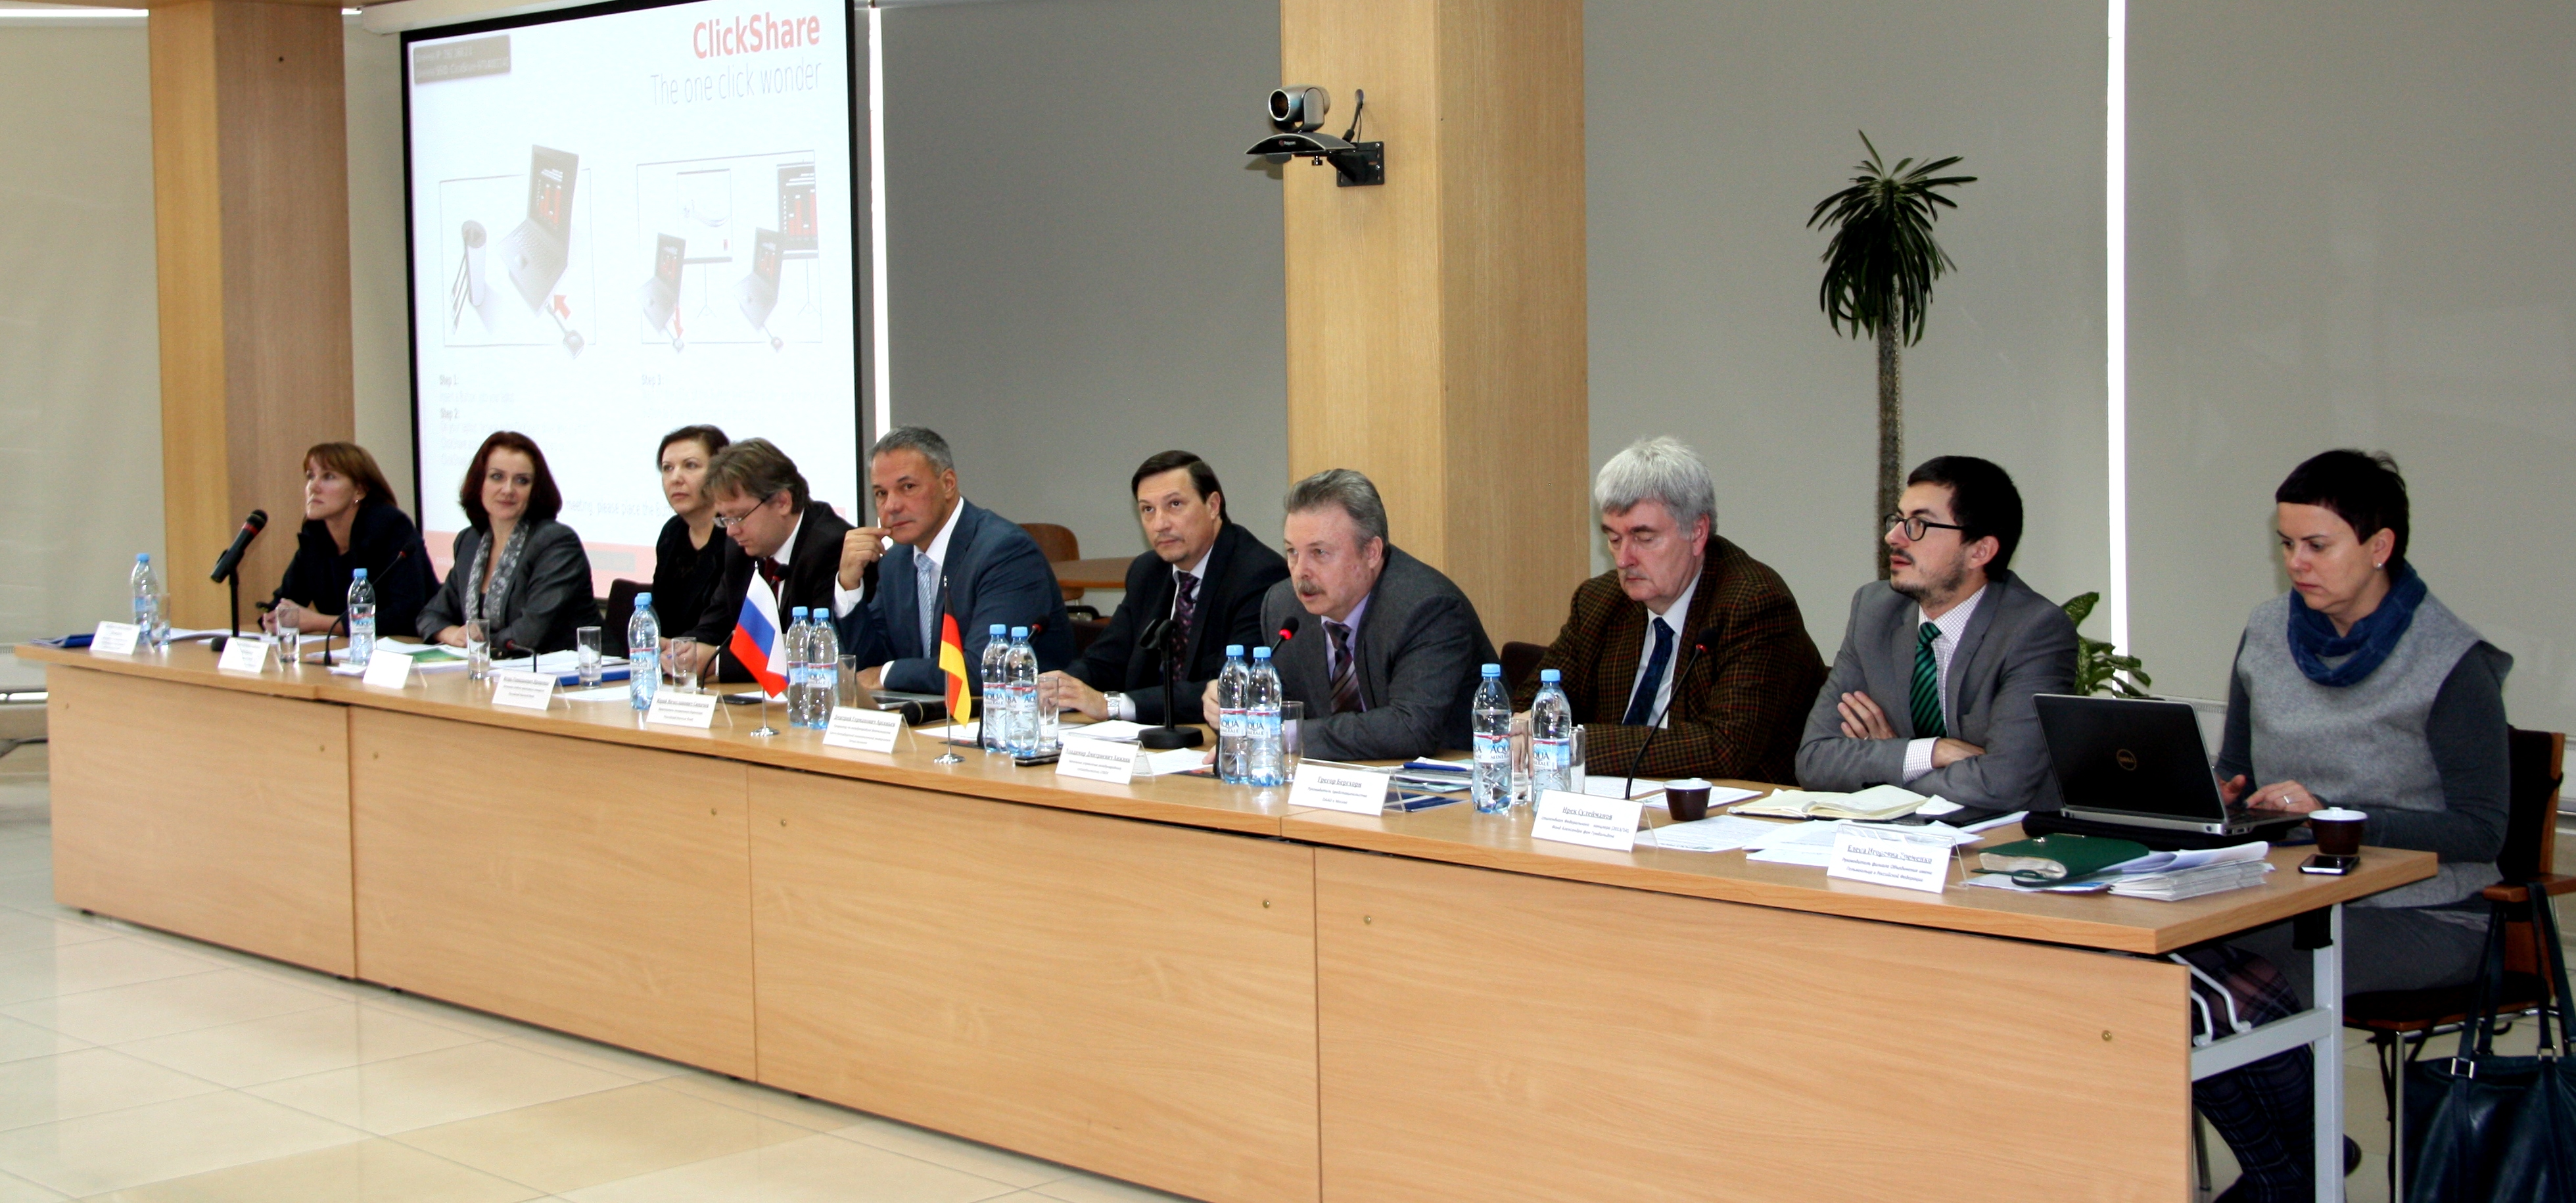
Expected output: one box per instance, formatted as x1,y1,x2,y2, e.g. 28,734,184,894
417,431,595,655
649,424,730,638
265,442,436,640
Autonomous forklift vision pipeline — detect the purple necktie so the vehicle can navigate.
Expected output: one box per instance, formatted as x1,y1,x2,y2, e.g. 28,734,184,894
1171,573,1200,639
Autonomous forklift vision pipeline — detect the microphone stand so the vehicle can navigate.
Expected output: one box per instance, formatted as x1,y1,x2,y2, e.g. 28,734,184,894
1624,638,1708,799
1137,616,1202,749
932,573,962,763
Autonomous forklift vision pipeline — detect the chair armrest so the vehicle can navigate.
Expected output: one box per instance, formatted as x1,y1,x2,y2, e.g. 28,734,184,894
2481,874,2576,903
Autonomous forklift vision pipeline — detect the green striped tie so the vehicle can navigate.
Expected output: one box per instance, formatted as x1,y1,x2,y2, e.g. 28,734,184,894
1910,621,1946,738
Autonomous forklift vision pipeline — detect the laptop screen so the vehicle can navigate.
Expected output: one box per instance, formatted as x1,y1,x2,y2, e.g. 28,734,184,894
525,145,578,239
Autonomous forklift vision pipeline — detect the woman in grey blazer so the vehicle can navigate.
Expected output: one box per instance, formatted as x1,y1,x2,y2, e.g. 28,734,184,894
417,431,596,655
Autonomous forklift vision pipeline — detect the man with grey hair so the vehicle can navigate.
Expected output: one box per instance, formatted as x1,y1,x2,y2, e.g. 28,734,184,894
1514,436,1822,783
833,425,1071,694
1206,467,1495,761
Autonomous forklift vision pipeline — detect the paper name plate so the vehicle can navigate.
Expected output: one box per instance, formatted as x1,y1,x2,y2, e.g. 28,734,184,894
1731,783,1927,822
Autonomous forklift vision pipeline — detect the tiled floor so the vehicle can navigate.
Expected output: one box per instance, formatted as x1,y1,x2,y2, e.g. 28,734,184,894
0,741,1192,1203
0,729,2565,1202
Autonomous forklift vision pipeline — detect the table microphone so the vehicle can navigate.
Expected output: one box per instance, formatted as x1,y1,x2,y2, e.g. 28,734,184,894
210,509,268,583
1624,636,1709,799
1269,617,1300,654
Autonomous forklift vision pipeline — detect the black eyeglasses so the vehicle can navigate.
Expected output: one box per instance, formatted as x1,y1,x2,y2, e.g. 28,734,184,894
712,491,782,529
1885,513,1967,541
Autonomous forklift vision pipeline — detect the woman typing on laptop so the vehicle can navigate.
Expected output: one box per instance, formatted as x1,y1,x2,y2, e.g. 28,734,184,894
2188,450,2512,1202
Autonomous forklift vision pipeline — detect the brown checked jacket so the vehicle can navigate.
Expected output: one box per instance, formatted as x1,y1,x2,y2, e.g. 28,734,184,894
1513,537,1825,785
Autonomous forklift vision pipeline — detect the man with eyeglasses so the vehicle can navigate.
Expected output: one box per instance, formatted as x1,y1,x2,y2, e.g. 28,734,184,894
1795,456,2078,811
682,437,860,682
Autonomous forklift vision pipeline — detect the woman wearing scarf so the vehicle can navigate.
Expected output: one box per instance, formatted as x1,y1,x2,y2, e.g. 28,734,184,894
2191,450,2512,1202
419,431,596,655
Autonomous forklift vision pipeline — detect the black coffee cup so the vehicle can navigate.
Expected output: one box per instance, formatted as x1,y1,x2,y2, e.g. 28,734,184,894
2308,808,2366,858
1664,778,1713,823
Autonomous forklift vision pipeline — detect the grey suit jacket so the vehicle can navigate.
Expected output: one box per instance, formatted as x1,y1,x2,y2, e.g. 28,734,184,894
415,519,595,654
1258,545,1497,761
1794,569,2078,811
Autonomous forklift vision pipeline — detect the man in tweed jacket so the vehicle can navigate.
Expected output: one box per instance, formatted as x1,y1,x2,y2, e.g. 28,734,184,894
1514,437,1823,784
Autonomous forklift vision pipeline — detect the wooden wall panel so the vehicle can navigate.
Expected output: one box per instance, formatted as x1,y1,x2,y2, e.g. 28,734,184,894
748,768,1321,1203
349,709,757,1076
47,667,354,975
150,0,354,628
1315,849,2193,1202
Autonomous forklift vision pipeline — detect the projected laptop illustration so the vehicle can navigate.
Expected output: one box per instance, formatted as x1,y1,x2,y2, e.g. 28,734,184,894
642,233,684,334
778,163,817,252
736,227,782,331
500,145,578,310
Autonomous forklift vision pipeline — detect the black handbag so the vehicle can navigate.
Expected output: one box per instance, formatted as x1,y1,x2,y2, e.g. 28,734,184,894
2403,884,2575,1203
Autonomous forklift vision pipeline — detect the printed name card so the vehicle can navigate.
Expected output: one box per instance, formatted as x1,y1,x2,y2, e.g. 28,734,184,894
1530,790,1645,852
1286,765,1392,815
1826,825,1955,893
823,706,904,753
644,692,718,729
1056,738,1141,786
489,672,557,711
89,623,139,656
361,651,413,688
215,638,271,674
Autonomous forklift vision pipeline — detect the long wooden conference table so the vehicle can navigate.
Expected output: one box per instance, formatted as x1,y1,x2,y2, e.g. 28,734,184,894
24,642,2429,1203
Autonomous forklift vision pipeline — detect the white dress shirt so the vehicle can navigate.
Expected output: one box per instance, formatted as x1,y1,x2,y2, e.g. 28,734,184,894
902,502,966,653
1620,571,1700,728
1901,584,1986,782
753,510,860,622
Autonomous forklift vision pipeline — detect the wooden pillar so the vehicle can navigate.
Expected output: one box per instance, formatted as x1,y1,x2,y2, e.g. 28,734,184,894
150,0,354,629
1280,0,1587,647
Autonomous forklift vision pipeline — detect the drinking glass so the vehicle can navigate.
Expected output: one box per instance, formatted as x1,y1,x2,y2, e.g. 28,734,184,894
1568,724,1587,795
148,592,171,650
575,626,603,686
665,638,699,692
1280,701,1305,778
464,621,490,681
837,654,863,710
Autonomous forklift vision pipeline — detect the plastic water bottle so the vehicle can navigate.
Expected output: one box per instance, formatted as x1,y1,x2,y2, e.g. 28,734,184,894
627,593,659,711
129,554,166,649
344,569,377,669
981,625,1010,752
1472,664,1512,813
806,611,839,729
789,607,816,725
1244,646,1284,787
1530,668,1573,806
1215,646,1249,784
1005,626,1038,757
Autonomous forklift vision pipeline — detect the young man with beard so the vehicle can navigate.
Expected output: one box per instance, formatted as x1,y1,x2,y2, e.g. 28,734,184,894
1794,456,2078,811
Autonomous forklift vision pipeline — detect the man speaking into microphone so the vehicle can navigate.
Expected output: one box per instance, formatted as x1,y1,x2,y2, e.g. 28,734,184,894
1512,436,1822,784
1206,468,1492,763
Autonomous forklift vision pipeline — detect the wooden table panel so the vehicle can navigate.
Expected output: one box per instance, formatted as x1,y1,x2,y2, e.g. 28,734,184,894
748,767,1319,1203
350,709,757,1075
1315,849,2192,1203
47,668,354,975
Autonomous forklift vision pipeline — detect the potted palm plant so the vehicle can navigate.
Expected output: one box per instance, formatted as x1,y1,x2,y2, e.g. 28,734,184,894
1808,133,1975,577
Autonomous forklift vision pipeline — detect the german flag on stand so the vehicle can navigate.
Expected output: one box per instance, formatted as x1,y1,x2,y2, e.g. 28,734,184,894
937,612,973,724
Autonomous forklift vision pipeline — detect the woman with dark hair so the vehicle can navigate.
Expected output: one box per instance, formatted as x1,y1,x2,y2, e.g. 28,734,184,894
2190,449,2512,1202
417,431,595,654
266,442,438,640
649,424,730,640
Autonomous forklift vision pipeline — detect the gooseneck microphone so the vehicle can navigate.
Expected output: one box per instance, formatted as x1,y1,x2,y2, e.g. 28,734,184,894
1624,636,1710,798
1268,617,1300,654
210,509,268,583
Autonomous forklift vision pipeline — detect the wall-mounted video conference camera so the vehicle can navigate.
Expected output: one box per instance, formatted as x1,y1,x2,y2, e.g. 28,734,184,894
1245,85,1384,187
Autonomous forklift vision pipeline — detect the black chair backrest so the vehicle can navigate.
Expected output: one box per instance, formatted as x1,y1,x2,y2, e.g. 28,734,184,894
601,578,646,658
2500,728,2565,884
1500,642,1547,695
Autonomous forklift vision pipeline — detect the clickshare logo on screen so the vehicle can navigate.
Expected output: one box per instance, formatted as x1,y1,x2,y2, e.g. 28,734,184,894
693,11,824,58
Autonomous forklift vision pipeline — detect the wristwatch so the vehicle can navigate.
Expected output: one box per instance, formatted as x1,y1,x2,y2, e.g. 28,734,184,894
1105,692,1134,722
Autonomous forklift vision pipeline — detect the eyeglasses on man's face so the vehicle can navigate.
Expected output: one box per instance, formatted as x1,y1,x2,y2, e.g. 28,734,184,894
1885,513,1967,542
712,491,782,529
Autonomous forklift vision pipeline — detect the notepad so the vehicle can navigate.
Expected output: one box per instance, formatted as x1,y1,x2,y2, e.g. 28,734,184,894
1731,784,1928,822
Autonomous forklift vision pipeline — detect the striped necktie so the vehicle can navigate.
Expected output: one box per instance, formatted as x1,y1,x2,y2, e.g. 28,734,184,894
1324,619,1365,715
1910,621,1946,738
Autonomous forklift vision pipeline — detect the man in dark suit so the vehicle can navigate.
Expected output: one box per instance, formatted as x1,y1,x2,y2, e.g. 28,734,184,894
1514,436,1823,784
1041,451,1288,725
1204,468,1495,761
1796,456,2079,811
683,438,856,682
833,426,1071,694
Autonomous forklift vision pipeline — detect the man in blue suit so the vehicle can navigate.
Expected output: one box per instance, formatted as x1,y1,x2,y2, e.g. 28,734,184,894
835,426,1072,694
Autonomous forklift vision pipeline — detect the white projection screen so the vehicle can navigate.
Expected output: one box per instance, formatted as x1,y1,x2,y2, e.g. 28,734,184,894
404,0,858,590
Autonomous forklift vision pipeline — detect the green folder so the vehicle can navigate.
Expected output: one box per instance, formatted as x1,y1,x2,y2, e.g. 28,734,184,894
1975,834,2153,884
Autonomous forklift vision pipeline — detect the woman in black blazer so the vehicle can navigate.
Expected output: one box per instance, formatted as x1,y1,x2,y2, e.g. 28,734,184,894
648,424,730,640
266,442,437,640
417,431,594,655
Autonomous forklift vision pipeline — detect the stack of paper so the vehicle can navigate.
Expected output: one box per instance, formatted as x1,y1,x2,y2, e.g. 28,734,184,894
1641,814,1794,853
1963,841,2274,899
2107,861,2275,901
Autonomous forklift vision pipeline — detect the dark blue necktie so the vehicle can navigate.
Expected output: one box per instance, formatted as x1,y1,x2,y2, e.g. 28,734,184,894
1623,617,1675,726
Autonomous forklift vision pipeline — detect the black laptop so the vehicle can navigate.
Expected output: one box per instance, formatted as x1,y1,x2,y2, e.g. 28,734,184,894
2034,695,2302,839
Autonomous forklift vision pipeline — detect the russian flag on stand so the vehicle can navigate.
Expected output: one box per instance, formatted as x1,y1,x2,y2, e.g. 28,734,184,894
727,580,790,699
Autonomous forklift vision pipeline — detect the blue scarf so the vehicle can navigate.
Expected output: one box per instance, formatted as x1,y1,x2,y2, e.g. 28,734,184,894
2287,563,2427,687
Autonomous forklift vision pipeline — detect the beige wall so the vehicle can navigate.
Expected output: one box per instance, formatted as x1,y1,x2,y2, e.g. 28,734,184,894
2128,0,2576,734
345,20,412,516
